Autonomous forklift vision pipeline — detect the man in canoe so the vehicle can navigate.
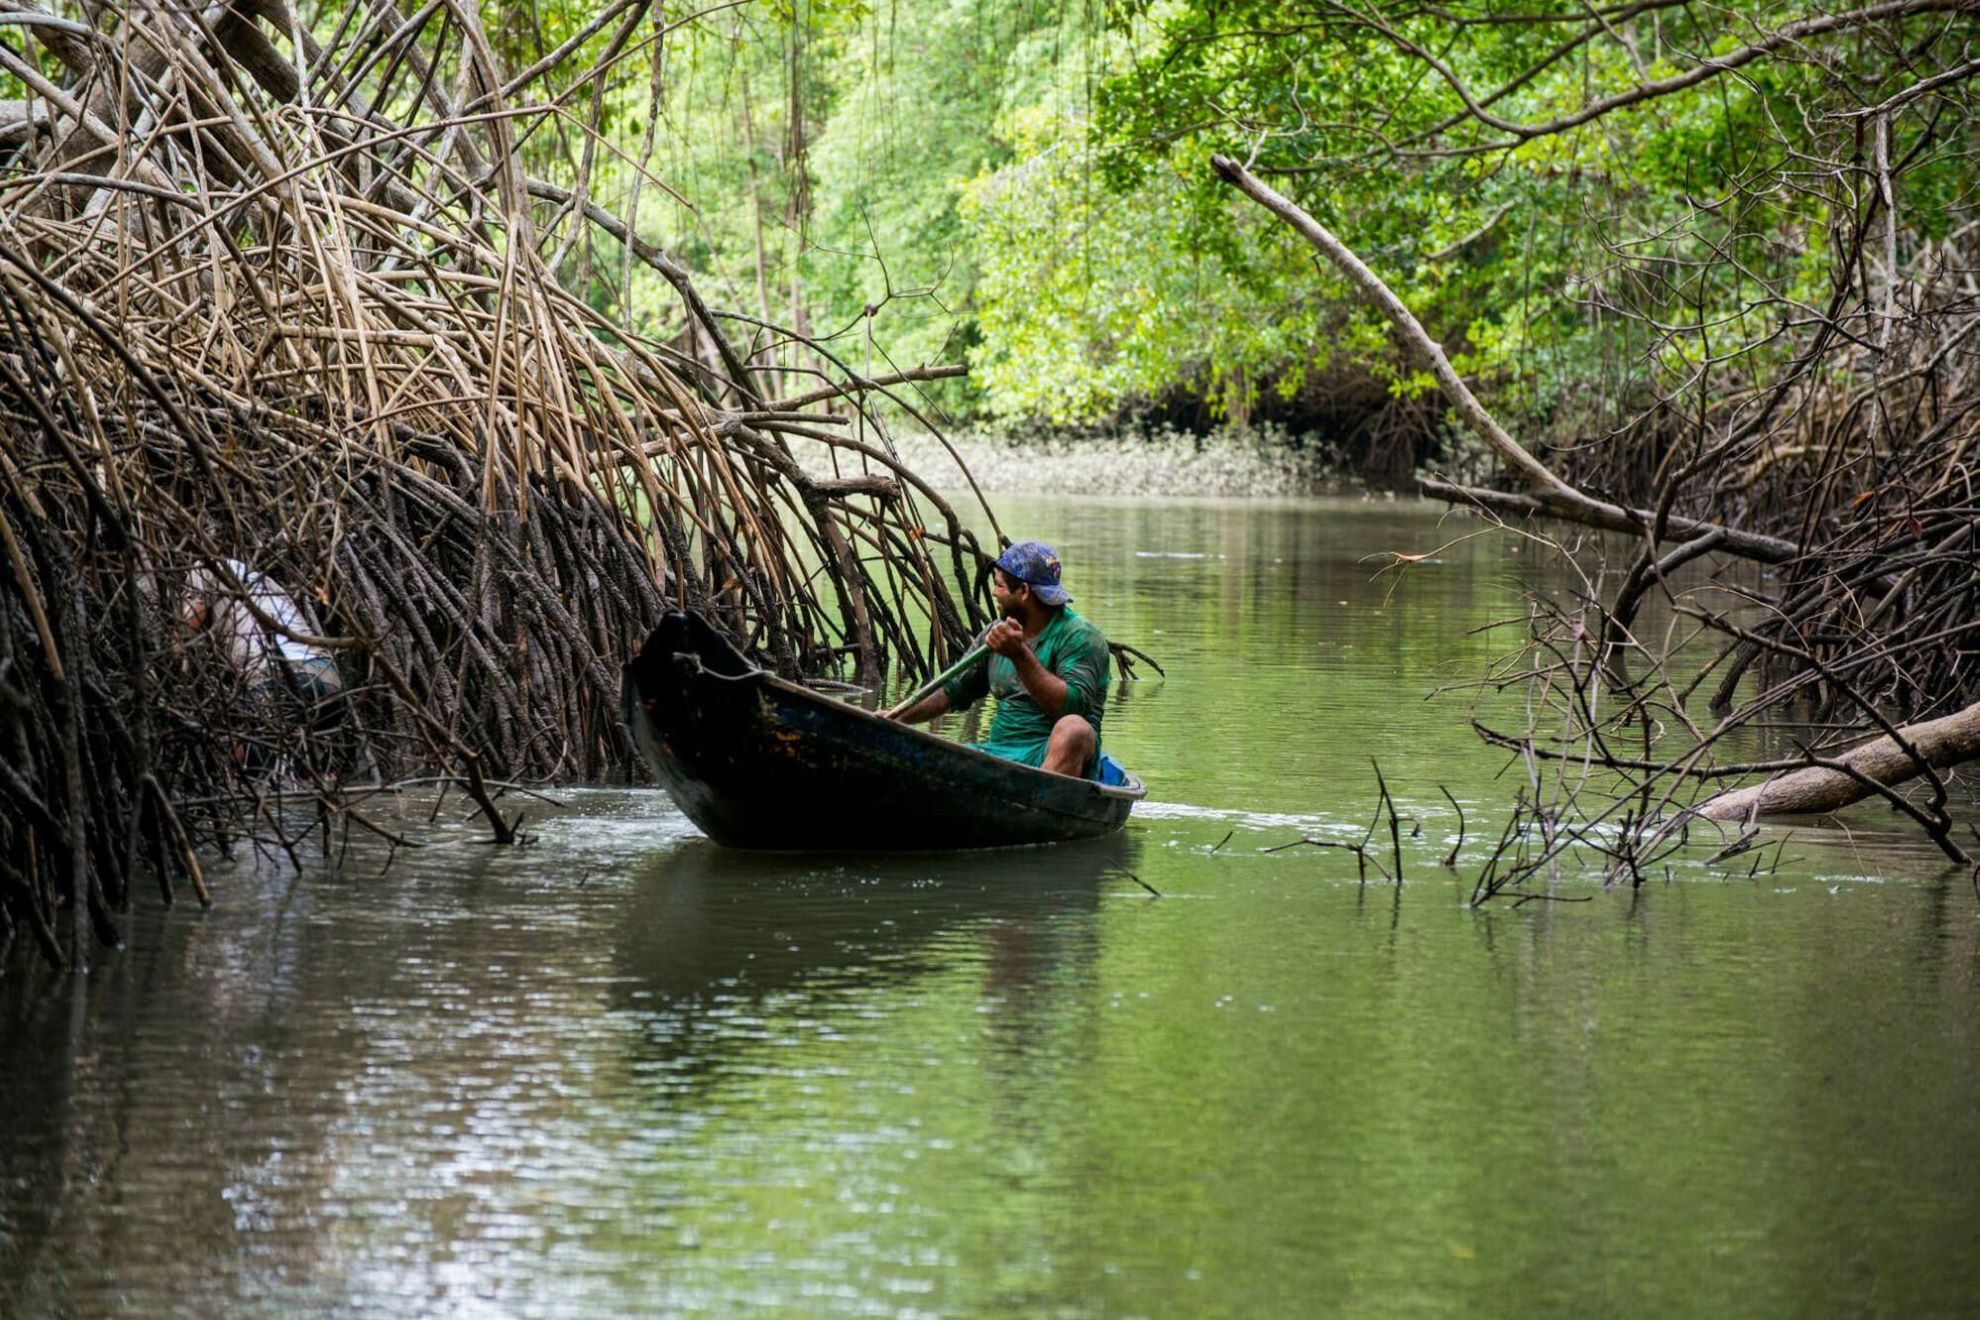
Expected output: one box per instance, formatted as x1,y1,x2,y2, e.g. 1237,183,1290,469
887,540,1111,779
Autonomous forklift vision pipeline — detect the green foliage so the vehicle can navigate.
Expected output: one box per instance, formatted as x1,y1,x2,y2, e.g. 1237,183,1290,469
969,0,1974,439
956,1,1593,427
800,0,1067,373
601,0,1073,403
961,86,1347,424
15,0,1947,438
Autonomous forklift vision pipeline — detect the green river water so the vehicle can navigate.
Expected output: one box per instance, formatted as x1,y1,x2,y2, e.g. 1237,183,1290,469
3,496,1978,1318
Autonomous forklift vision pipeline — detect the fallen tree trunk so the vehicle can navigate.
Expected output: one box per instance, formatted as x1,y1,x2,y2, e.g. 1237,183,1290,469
1693,699,1980,821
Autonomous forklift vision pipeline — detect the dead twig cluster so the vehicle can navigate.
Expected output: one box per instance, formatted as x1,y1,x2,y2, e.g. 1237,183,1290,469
1266,758,1406,884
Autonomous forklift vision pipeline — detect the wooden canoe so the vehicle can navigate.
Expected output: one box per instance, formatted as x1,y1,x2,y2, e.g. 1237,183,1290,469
620,610,1145,850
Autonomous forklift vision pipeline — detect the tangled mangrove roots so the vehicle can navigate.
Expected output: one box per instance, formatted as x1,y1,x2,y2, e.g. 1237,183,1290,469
0,0,1001,969
1205,0,1980,888
1220,44,1980,888
1429,268,1980,886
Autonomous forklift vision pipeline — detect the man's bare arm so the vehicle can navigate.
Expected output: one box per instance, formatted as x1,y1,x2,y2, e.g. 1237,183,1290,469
1007,647,1068,717
985,620,1069,717
887,689,951,724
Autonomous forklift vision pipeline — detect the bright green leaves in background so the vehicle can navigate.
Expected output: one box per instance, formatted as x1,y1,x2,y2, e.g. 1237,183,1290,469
961,75,1341,426
278,0,1969,441
960,0,1570,429
621,0,1074,401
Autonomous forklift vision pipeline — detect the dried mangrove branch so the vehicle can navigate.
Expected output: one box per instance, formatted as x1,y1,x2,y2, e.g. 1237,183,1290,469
0,0,999,969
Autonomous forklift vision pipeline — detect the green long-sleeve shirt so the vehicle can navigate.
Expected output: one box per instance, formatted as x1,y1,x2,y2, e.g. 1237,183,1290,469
941,607,1110,773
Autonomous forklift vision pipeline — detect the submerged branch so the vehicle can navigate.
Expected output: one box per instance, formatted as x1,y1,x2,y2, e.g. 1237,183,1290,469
1693,700,1980,824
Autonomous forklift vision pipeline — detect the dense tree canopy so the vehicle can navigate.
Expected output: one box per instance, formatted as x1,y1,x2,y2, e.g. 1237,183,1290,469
4,0,1966,442
452,0,1970,462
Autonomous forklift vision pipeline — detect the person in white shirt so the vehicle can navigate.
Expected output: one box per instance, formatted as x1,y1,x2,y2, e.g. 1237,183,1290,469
182,557,343,722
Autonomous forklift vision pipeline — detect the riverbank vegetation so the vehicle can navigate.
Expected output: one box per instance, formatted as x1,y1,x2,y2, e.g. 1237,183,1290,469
857,425,1355,498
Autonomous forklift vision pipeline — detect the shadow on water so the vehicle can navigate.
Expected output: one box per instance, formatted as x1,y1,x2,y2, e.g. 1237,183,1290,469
611,833,1137,1070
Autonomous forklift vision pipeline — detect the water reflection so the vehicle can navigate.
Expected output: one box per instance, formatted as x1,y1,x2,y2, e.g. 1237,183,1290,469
6,497,1980,1318
615,836,1131,1066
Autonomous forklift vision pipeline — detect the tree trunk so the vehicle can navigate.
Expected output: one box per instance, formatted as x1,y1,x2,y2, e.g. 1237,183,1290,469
1693,700,1980,820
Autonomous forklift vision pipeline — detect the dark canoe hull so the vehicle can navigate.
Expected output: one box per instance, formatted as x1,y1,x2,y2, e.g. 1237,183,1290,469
621,611,1145,851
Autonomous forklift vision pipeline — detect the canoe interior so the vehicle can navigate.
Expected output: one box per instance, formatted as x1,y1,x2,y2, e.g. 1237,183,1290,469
622,611,1145,851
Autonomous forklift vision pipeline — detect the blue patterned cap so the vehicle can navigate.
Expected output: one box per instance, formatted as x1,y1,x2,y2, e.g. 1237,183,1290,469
995,540,1070,605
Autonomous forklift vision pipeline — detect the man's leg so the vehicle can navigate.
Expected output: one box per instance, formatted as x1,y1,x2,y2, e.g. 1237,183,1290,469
1042,715,1096,777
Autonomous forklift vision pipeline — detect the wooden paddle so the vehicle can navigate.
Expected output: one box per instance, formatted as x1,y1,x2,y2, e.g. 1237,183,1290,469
882,624,997,720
